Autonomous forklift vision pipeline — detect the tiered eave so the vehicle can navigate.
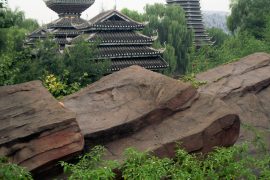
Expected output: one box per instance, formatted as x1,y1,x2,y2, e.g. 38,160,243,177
167,0,213,46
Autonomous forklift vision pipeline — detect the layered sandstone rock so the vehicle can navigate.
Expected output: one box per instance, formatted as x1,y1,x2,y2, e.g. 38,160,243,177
64,66,240,160
0,81,84,173
197,53,270,147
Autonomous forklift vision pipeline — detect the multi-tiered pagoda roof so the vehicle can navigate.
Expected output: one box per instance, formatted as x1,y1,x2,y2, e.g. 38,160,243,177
27,0,93,48
75,10,168,72
27,15,88,47
28,1,168,72
167,0,213,47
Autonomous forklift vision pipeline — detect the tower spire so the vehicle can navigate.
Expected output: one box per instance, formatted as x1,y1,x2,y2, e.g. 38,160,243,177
114,0,117,10
43,0,95,16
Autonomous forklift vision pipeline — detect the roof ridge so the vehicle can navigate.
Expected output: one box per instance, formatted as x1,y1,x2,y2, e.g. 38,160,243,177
89,9,143,26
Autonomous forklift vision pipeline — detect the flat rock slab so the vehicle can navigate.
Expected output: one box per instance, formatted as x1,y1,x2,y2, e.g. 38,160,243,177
197,53,270,147
104,93,240,160
64,66,240,160
63,66,197,143
0,81,84,173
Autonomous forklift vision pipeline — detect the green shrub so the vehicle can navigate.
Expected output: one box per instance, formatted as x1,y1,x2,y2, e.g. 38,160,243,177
188,32,270,74
181,73,207,88
121,148,172,179
61,143,270,180
0,157,33,180
43,71,81,99
60,146,119,180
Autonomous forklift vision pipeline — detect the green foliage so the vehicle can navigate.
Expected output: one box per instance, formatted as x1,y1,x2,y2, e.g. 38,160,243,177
228,0,270,39
62,143,270,180
60,146,119,180
242,123,269,153
207,28,230,47
122,4,193,75
181,73,207,88
0,8,108,98
0,54,19,86
0,156,33,180
43,73,80,99
23,39,110,98
121,8,144,22
188,32,270,74
63,41,110,87
163,45,177,75
0,8,38,30
121,148,171,179
0,8,39,86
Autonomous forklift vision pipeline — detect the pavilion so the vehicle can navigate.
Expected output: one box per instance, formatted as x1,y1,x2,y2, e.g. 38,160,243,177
27,0,168,72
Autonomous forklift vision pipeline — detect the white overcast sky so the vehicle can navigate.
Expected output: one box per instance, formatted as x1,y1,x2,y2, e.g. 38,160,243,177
9,0,230,25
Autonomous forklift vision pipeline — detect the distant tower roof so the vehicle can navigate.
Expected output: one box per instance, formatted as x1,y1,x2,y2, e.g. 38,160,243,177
167,0,213,47
44,0,95,15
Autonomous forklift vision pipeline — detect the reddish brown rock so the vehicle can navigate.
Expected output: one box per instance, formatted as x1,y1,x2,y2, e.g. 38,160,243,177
197,53,270,147
63,66,240,160
104,93,240,160
0,81,84,173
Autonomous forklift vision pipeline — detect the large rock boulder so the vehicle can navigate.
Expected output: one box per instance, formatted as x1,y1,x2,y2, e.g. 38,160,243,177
197,53,270,148
0,81,84,174
63,66,240,160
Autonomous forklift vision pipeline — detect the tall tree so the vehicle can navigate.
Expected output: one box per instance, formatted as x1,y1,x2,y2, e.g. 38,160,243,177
0,8,39,85
122,4,193,74
207,28,229,47
227,0,270,39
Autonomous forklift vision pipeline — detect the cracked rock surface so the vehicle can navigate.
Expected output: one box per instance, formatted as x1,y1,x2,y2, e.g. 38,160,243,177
197,53,270,148
0,81,84,173
64,66,240,160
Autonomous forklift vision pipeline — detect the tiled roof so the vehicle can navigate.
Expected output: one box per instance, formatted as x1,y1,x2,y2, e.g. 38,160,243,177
89,10,143,25
28,28,49,38
53,29,82,36
97,46,161,58
54,38,70,44
110,56,169,72
86,10,144,30
88,21,144,30
47,16,89,29
87,32,153,45
44,0,95,15
27,9,169,72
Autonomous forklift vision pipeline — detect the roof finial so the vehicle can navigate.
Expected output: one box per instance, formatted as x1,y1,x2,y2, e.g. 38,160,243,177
114,0,117,10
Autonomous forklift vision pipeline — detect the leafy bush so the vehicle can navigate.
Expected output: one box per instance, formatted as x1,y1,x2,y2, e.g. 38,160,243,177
60,146,118,180
0,54,19,86
0,9,109,99
61,142,270,180
121,148,172,179
181,73,207,88
188,32,270,74
207,27,230,47
43,72,81,99
0,157,33,180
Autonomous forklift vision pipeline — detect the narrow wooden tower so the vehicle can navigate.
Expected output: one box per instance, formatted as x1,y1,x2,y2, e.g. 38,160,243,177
167,0,213,47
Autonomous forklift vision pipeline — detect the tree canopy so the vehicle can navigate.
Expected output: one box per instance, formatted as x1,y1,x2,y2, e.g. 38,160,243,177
122,4,193,75
0,8,109,98
227,0,270,39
